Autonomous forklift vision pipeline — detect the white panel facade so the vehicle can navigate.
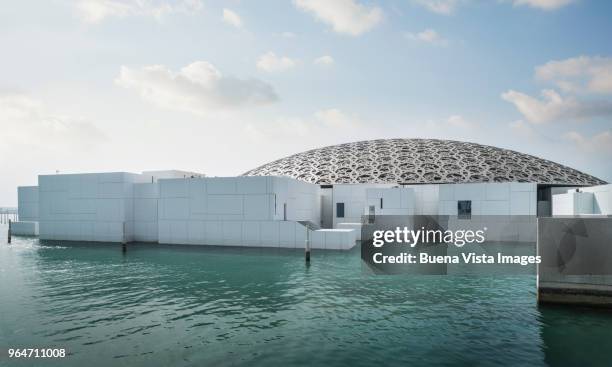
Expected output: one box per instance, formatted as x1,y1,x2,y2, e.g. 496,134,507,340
332,183,393,227
17,186,39,221
133,183,159,242
438,183,536,216
11,221,39,236
366,187,415,216
38,172,149,242
552,185,611,216
581,184,612,215
157,176,324,248
19,167,568,247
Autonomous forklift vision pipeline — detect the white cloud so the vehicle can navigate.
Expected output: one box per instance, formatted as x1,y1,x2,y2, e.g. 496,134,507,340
0,94,107,149
564,130,612,154
535,56,612,94
501,89,612,123
222,8,242,28
75,0,203,23
115,61,278,115
404,29,448,45
256,52,297,73
293,0,383,36
413,0,459,15
280,32,297,38
512,0,574,11
314,55,335,67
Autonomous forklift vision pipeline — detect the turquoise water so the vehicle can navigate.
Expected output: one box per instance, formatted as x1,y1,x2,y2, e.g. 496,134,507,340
1,231,612,366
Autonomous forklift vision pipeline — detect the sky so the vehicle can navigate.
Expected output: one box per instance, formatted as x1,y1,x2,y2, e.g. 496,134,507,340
1,0,611,206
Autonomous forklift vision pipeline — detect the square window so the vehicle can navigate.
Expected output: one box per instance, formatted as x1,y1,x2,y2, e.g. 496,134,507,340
458,200,471,219
336,202,345,218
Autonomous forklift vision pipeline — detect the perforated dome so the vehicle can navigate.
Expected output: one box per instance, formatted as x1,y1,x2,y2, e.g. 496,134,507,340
242,139,605,186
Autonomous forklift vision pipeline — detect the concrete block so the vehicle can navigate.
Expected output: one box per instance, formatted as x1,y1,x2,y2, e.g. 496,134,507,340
295,225,307,249
11,221,39,236
79,221,94,240
279,221,296,247
324,231,343,249
160,179,188,198
260,221,279,247
97,182,124,199
161,198,189,220
170,220,188,243
510,191,531,215
188,221,205,244
222,221,242,246
134,183,159,198
242,221,261,247
208,195,243,215
96,199,122,221
243,195,271,220
310,230,325,249
485,183,510,201
135,198,158,222
482,200,510,215
337,223,362,240
438,184,454,201
97,172,124,183
440,200,457,215
510,182,535,192
237,176,269,194
207,178,237,194
80,175,98,197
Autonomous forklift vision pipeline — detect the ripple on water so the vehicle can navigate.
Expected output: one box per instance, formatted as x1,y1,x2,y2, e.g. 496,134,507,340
1,237,612,366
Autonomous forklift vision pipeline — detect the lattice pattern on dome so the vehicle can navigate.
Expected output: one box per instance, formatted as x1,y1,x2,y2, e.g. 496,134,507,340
242,139,606,186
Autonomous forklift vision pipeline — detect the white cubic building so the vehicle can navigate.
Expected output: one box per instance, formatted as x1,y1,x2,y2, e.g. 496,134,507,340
13,139,608,248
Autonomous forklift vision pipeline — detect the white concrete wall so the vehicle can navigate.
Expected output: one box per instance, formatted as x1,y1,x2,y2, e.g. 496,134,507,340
20,172,359,249
332,184,393,227
17,186,39,221
271,177,321,223
11,221,38,236
439,182,536,216
331,183,452,224
552,184,612,216
38,172,149,242
439,183,537,243
320,188,333,228
365,187,415,216
552,193,575,216
157,176,322,247
405,184,440,215
581,184,612,215
310,229,357,250
133,182,159,242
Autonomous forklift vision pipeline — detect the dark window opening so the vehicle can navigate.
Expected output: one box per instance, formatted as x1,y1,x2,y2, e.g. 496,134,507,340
367,205,375,224
458,200,471,219
336,203,345,218
380,198,383,209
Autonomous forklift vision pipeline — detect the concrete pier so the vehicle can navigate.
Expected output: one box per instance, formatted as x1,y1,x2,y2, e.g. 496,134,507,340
537,216,612,307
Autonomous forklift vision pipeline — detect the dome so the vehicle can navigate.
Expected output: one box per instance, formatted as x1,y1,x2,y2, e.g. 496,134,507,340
242,139,606,186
